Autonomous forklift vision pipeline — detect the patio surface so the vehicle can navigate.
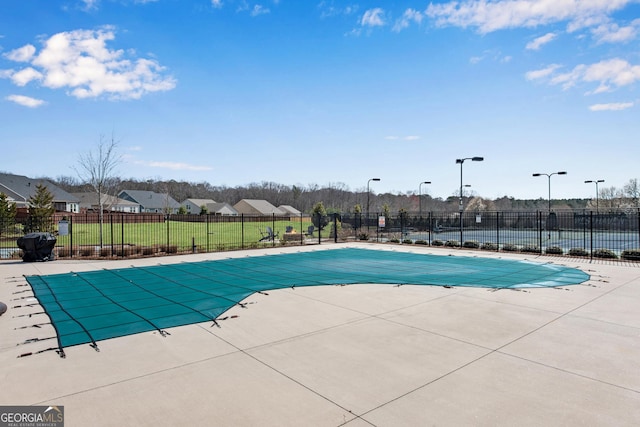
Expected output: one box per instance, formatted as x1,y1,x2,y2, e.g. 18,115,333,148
1,243,639,426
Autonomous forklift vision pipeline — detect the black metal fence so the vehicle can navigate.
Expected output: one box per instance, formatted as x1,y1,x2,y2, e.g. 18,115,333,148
2,209,639,261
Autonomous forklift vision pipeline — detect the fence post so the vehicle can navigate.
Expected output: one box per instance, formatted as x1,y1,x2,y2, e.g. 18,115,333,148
69,215,73,258
241,214,245,249
496,211,500,251
317,212,321,245
334,213,338,243
590,211,594,261
121,214,125,257
110,214,114,256
428,212,432,245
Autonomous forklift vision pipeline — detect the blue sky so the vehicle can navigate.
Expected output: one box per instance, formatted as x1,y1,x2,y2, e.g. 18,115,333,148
1,1,639,200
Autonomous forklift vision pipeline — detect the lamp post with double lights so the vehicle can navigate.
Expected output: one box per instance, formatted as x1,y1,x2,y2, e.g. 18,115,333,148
533,171,567,239
532,171,567,213
456,157,483,244
585,179,605,213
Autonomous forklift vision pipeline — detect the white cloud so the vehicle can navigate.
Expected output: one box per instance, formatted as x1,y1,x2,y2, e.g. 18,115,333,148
3,27,176,100
526,32,557,50
9,67,42,86
525,64,562,81
4,44,36,62
361,8,385,27
251,5,270,16
5,94,46,107
526,58,640,93
385,135,420,141
211,0,223,8
591,19,640,43
425,0,632,35
393,8,424,32
589,102,634,111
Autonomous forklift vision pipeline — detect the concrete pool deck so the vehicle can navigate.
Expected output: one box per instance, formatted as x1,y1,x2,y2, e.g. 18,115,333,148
1,243,639,426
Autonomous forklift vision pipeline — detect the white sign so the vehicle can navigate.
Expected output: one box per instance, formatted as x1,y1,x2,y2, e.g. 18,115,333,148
58,220,69,236
378,216,386,228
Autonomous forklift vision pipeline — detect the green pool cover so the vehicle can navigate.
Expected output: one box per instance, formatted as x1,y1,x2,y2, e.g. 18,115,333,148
25,248,589,351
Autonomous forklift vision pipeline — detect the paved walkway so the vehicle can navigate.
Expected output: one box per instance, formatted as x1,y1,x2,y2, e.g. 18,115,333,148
1,243,639,426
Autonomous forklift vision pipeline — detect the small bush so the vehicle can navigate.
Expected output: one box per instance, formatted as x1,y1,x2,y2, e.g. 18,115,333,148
141,246,155,256
545,246,563,255
445,240,460,247
481,242,498,251
521,245,541,254
569,248,589,257
80,247,95,257
389,238,400,243
592,248,618,259
432,239,444,246
463,240,480,249
402,239,413,244
57,247,75,258
414,240,428,245
100,247,111,257
621,249,640,261
165,245,178,254
502,244,518,252
357,233,369,241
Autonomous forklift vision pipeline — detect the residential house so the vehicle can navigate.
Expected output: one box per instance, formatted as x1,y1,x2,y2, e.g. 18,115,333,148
118,190,180,214
278,205,302,216
233,199,285,216
71,192,140,213
0,172,79,213
182,198,215,215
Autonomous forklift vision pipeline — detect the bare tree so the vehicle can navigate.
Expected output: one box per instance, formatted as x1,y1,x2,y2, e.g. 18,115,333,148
624,178,640,208
75,134,122,247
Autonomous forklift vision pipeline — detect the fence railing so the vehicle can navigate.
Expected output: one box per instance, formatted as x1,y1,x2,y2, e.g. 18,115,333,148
2,209,639,261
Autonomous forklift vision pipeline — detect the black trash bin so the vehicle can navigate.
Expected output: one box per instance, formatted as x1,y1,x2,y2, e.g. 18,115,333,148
16,232,57,262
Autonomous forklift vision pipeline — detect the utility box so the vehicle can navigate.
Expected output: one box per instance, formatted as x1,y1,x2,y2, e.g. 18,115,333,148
16,232,57,262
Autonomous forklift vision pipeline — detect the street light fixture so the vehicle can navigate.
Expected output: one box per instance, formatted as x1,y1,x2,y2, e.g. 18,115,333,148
367,178,380,229
532,171,567,212
585,179,605,213
456,157,483,244
419,181,431,219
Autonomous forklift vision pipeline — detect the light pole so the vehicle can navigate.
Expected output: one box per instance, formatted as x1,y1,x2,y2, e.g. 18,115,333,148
419,181,431,219
532,171,567,212
585,179,605,213
367,178,380,230
456,157,483,244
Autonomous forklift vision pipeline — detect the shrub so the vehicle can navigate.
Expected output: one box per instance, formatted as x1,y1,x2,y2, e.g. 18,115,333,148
414,240,428,245
621,249,640,261
357,233,369,241
445,240,460,247
402,239,413,244
569,248,589,257
100,247,111,257
481,242,498,251
57,247,75,258
165,245,178,254
463,240,480,249
432,239,444,246
502,244,518,252
141,246,155,256
521,245,541,254
80,246,95,257
545,246,563,255
592,248,617,259
389,238,400,243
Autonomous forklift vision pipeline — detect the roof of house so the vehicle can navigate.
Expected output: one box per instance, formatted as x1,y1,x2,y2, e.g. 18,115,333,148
233,199,284,215
207,202,238,214
278,205,302,215
0,172,79,204
119,190,180,210
182,198,217,206
71,192,139,207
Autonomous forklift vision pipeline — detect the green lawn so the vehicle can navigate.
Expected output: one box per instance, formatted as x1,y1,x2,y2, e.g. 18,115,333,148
54,218,316,252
